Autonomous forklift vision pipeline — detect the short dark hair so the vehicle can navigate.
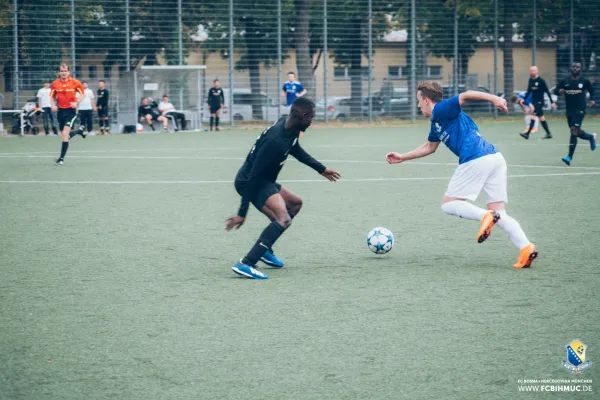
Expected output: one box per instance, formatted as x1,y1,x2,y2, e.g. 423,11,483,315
98,79,105,84
82,80,88,84
417,81,443,103
510,94,519,103
213,79,219,83
287,71,295,76
290,97,315,117
163,94,169,98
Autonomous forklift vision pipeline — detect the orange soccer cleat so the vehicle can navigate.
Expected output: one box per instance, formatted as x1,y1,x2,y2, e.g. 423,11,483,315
513,243,538,269
477,210,501,243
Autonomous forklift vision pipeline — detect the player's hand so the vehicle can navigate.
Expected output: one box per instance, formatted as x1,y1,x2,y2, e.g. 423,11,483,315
559,89,565,95
70,102,78,109
551,103,557,110
93,107,98,112
98,105,102,110
51,106,57,113
386,152,405,164
518,99,525,105
321,168,341,182
225,215,245,231
589,100,596,108
493,97,508,114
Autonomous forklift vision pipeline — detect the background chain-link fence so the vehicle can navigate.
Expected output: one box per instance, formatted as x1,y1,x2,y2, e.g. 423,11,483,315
1,0,599,133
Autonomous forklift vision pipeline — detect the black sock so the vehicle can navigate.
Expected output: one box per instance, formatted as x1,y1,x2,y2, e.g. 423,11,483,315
59,141,69,159
578,130,593,140
242,221,286,266
541,120,551,135
216,117,220,128
568,135,577,158
526,120,535,134
210,117,214,129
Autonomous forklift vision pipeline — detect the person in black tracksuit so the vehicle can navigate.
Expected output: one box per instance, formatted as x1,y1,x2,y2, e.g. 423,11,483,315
207,79,225,131
225,97,342,279
519,66,556,139
97,80,110,135
555,62,596,166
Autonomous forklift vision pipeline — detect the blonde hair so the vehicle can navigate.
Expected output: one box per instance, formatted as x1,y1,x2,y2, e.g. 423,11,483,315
417,81,443,103
59,63,70,71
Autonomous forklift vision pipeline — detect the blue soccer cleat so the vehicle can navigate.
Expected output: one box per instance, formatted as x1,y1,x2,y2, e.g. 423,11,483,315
561,156,572,166
591,133,597,151
232,260,268,280
260,250,284,268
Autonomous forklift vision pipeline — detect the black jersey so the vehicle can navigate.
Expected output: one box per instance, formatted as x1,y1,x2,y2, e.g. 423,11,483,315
207,87,225,107
138,102,158,118
235,117,326,217
97,89,109,107
556,76,595,115
523,76,554,105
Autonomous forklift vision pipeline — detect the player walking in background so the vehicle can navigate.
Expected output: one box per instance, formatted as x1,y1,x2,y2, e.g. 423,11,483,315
207,79,225,131
225,98,341,279
511,92,538,134
281,72,307,110
386,81,538,269
554,62,596,166
78,81,96,135
50,63,86,165
97,80,110,135
519,66,556,139
36,80,58,136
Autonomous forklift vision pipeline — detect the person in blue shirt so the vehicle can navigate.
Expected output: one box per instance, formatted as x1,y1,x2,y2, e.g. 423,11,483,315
281,72,307,107
385,81,538,269
511,92,538,135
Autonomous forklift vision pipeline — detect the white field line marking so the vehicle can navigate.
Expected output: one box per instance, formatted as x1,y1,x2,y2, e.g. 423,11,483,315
1,171,599,185
1,153,599,170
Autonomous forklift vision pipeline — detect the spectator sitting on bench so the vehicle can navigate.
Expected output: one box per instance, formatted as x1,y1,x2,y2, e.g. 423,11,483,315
138,97,168,132
158,94,187,131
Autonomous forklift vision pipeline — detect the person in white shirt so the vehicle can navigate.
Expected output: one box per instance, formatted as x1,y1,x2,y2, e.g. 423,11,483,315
77,81,96,134
37,81,58,135
157,94,187,131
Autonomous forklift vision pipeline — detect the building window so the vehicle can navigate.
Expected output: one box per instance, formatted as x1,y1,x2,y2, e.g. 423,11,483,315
426,66,442,78
388,66,407,79
333,67,371,81
88,65,97,79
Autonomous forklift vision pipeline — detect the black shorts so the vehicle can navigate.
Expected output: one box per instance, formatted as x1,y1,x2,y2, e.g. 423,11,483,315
97,106,108,118
235,180,281,211
567,112,585,128
210,105,222,114
532,101,544,117
57,108,78,130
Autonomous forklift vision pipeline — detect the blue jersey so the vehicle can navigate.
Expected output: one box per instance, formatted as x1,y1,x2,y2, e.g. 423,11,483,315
282,81,305,106
427,95,497,165
518,91,533,106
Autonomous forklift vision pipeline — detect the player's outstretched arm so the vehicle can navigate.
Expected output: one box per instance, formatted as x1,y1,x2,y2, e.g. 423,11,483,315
225,215,245,231
289,144,341,181
386,141,439,164
459,91,508,113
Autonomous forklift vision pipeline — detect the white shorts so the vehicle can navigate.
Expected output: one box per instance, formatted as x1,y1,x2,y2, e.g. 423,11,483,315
445,153,508,204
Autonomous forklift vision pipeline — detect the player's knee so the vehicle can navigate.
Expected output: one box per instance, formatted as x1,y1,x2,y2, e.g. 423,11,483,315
570,127,579,136
277,215,292,229
290,198,303,215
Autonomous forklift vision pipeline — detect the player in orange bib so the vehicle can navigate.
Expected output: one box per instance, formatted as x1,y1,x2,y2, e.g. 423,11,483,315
50,63,87,165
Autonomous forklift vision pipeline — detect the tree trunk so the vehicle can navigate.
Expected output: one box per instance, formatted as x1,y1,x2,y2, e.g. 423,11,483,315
294,0,315,100
502,3,514,97
244,18,264,120
349,19,363,118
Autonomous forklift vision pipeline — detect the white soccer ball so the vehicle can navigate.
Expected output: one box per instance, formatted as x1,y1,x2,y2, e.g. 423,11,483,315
366,227,394,254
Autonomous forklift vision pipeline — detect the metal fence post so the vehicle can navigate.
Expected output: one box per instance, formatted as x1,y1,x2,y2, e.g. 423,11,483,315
71,0,75,72
493,0,498,119
126,0,130,71
453,0,458,95
277,0,282,120
178,0,183,113
13,0,19,110
367,0,372,123
569,0,574,64
229,0,234,127
323,0,328,124
532,0,536,65
410,0,416,122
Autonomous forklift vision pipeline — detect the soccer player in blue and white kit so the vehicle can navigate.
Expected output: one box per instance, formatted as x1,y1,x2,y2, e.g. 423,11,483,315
281,72,307,109
386,81,538,268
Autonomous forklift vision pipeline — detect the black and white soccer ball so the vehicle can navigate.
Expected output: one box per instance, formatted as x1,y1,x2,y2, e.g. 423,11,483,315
366,227,394,254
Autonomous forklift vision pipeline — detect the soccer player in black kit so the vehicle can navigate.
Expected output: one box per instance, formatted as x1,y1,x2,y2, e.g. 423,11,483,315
555,62,596,166
97,80,110,135
519,66,556,139
207,79,225,131
225,98,342,279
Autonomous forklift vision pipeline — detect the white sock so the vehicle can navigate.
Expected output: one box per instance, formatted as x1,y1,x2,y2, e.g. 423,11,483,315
496,210,530,249
441,201,488,221
524,115,531,128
